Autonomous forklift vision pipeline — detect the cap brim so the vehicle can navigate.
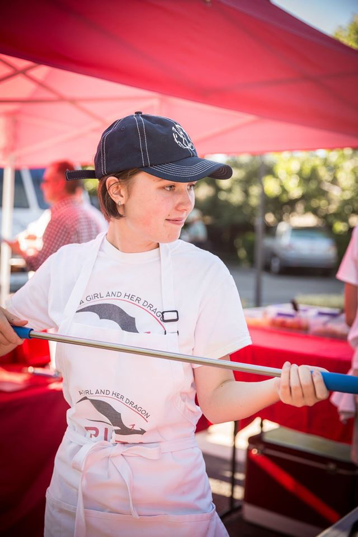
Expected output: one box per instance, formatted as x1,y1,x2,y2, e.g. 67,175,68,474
142,157,232,183
66,169,97,181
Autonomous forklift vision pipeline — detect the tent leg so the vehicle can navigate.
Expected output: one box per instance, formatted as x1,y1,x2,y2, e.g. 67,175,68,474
0,160,15,307
254,156,265,307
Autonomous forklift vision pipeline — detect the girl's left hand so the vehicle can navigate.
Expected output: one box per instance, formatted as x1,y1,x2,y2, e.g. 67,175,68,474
353,369,358,406
277,362,329,407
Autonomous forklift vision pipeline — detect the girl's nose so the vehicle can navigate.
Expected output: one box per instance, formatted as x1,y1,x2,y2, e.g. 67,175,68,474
176,188,194,211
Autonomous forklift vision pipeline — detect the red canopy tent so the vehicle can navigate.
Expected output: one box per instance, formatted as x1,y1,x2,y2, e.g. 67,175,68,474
1,53,357,170
0,0,357,305
0,0,357,146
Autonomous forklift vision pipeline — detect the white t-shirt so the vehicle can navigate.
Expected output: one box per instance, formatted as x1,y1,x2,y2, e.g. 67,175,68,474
336,226,358,349
7,237,251,363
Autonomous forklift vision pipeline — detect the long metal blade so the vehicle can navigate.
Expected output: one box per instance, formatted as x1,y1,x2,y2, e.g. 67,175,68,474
29,330,282,377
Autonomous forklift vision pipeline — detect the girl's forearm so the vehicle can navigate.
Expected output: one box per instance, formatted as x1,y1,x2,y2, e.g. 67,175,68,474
200,377,280,424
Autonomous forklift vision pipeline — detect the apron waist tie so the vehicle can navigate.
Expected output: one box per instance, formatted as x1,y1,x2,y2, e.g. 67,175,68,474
64,428,197,537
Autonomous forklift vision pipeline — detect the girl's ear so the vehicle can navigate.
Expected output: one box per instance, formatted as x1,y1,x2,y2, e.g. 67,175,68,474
106,176,127,205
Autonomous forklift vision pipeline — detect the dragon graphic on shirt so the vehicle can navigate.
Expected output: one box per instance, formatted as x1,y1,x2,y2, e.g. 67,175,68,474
78,396,146,435
76,303,139,332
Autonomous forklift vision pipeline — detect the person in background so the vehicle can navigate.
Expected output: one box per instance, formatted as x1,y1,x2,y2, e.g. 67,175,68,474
331,226,358,463
4,160,107,271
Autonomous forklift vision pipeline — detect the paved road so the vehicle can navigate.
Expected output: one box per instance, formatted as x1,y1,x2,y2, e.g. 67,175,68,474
226,264,344,307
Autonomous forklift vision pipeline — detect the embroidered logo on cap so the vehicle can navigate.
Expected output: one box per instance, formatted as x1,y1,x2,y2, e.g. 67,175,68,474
172,124,195,154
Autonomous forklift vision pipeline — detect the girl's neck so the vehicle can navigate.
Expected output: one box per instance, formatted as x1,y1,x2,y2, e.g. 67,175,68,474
106,220,159,253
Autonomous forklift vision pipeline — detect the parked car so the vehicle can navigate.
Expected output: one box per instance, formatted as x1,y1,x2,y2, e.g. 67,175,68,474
263,223,338,275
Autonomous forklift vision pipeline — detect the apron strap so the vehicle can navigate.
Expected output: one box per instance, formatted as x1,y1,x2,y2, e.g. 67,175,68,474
159,243,179,336
61,232,106,334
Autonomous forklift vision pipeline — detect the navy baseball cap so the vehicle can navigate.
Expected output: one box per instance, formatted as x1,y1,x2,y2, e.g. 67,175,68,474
66,112,232,183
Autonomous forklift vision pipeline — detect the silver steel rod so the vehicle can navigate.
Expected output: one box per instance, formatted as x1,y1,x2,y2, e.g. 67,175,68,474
30,330,282,378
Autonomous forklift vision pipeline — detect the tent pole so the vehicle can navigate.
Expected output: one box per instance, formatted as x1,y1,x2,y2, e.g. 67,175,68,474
254,155,265,307
0,158,15,307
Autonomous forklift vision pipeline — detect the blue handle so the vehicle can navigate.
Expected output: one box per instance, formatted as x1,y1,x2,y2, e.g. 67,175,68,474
321,371,358,394
11,325,33,339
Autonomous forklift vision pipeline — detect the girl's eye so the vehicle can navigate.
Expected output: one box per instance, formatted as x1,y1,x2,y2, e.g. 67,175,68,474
164,183,196,191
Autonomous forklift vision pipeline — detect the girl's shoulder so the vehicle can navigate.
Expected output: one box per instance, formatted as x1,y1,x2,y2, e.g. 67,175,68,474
56,236,99,255
169,240,231,279
51,234,104,275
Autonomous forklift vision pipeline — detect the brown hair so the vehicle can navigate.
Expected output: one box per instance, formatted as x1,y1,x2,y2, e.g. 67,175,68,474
98,168,140,221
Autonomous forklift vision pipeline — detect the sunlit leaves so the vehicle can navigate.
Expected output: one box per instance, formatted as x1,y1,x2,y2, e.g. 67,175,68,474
195,149,357,260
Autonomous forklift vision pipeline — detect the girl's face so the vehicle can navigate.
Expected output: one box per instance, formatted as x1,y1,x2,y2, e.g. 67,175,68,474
111,171,196,251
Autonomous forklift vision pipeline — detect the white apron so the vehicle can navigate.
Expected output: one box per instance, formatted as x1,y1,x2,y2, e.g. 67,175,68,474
44,233,227,537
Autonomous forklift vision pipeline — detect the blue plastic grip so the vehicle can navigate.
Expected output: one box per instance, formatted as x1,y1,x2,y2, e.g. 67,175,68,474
11,325,33,339
321,371,358,394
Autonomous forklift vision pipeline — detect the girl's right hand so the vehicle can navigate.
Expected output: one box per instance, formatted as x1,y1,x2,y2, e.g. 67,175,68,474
0,307,28,348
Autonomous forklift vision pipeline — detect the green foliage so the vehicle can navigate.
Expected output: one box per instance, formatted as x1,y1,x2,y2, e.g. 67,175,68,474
82,166,97,197
295,294,344,309
83,178,98,196
195,150,358,264
267,149,358,230
334,14,358,49
195,156,267,259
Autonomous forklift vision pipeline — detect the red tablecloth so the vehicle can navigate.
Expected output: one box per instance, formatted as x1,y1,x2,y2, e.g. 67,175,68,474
0,337,51,367
231,326,354,443
0,373,68,536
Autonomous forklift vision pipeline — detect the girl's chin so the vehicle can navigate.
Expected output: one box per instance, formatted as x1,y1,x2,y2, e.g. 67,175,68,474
160,238,179,244
158,231,181,244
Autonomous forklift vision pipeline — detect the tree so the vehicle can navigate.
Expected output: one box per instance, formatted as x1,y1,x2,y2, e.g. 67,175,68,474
194,149,358,264
334,14,358,49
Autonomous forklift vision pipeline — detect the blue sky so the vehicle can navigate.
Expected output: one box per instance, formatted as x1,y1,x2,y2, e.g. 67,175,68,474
272,0,357,35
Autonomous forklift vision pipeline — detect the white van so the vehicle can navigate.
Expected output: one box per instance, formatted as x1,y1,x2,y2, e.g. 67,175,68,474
0,168,48,291
0,167,48,238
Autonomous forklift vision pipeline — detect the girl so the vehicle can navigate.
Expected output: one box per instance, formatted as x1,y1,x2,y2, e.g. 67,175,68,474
0,112,328,537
